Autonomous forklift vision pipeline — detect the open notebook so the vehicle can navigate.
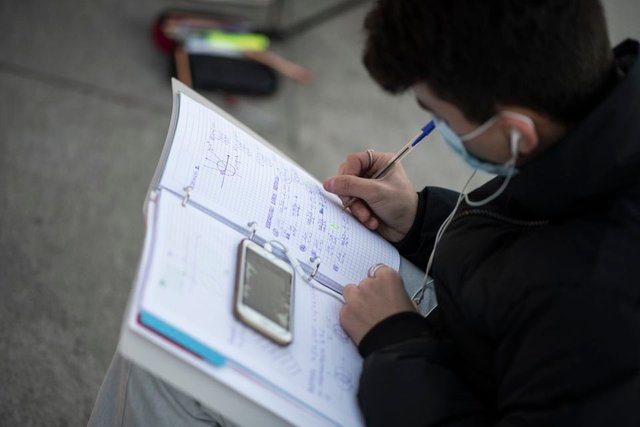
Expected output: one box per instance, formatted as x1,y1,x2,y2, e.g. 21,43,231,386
121,79,402,426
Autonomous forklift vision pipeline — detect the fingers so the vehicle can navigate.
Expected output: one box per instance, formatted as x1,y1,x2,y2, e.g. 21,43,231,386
338,152,371,176
366,263,393,279
366,217,379,230
322,175,381,229
323,150,413,240
360,266,398,287
342,268,400,303
339,283,366,345
323,175,384,229
341,268,397,306
339,268,414,345
338,151,394,177
324,150,396,202
349,201,372,224
342,283,359,300
323,174,382,203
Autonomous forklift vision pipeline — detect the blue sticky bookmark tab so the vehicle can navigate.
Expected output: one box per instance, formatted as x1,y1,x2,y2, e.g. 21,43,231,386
140,311,227,366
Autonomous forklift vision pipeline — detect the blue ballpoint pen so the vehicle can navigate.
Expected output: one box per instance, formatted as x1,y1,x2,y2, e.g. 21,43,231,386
343,120,436,209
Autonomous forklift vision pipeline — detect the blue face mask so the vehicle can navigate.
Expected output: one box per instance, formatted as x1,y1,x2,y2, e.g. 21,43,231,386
435,112,530,177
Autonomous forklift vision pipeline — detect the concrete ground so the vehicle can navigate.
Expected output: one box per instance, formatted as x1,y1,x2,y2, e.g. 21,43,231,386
1,0,638,425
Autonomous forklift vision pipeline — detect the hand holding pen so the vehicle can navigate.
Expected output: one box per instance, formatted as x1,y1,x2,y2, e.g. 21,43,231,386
322,121,436,242
343,121,435,208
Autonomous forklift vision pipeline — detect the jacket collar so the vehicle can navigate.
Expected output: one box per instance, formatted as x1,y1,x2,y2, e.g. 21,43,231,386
470,40,640,220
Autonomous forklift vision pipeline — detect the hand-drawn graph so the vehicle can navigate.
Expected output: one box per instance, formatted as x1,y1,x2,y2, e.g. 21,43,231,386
202,154,239,189
201,125,242,189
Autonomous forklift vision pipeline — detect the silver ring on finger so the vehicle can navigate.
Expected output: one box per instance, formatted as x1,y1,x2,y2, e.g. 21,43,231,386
367,263,387,278
366,149,375,170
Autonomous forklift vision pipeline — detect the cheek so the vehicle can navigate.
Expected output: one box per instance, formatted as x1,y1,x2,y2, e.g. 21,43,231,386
465,130,512,163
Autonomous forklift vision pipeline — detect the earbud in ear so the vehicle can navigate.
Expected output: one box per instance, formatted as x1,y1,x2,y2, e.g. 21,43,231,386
510,128,521,156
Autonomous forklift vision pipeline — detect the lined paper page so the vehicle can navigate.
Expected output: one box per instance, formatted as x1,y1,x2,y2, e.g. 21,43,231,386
141,192,363,426
160,93,399,288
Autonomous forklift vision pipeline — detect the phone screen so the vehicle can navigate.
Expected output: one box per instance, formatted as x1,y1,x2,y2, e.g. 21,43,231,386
242,248,293,329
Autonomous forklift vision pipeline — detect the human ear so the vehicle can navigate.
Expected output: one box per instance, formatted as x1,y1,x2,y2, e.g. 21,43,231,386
497,114,539,155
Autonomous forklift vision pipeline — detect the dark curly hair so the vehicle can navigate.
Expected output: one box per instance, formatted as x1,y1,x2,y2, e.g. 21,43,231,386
363,0,614,123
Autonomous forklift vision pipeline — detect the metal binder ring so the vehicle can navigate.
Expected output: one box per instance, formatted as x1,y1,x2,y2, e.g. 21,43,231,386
247,222,257,240
182,186,193,207
309,256,321,279
366,149,375,170
367,263,387,278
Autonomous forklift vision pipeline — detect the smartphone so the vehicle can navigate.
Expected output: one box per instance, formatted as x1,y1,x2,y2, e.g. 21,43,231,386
234,239,295,346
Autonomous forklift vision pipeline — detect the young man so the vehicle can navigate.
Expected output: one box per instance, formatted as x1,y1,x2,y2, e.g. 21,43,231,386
323,0,640,425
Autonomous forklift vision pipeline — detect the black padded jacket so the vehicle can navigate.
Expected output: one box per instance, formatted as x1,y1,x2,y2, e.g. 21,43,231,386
356,40,640,427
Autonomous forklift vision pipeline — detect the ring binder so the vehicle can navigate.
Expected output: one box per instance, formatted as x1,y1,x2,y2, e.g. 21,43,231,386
258,239,323,285
308,256,321,279
124,81,404,427
247,221,258,240
182,186,193,207
243,222,320,281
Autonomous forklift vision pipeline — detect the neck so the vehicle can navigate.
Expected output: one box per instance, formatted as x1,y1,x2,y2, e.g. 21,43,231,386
518,114,570,166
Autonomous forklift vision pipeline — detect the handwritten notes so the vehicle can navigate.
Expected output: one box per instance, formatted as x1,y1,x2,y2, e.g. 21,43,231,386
160,93,399,288
141,193,363,426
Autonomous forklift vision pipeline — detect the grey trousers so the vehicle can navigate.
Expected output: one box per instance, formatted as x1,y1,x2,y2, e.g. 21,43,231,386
88,259,429,427
87,352,237,427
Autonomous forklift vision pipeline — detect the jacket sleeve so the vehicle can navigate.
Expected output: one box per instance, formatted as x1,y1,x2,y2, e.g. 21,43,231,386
394,187,460,270
356,308,492,427
356,285,640,426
